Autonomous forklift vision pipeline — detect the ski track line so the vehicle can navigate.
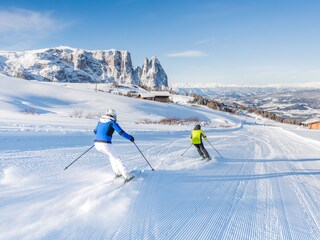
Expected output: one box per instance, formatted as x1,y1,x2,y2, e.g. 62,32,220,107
215,162,255,240
114,161,231,239
226,126,283,239
193,174,248,240
144,138,187,166
159,183,222,239
107,170,153,239
245,126,285,239
162,175,226,239
254,162,281,240
268,160,320,238
110,171,159,239
176,169,237,239
270,161,294,240
201,162,254,240
219,126,275,239
214,163,259,240
131,172,158,240
267,126,320,239
253,127,298,240
286,162,320,240
254,125,320,240
166,163,250,239
163,162,235,239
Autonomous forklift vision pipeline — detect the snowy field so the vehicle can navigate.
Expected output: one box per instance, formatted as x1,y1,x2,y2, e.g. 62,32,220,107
0,75,319,240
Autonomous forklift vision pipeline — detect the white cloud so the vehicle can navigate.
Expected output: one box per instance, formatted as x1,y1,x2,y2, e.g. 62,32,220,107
196,37,215,45
166,50,208,58
0,8,70,50
0,8,64,33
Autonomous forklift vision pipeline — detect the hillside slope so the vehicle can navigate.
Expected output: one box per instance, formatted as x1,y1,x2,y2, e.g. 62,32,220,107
0,74,239,129
0,74,319,239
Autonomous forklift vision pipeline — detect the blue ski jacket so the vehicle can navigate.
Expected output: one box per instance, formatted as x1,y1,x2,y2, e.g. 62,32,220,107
94,116,133,143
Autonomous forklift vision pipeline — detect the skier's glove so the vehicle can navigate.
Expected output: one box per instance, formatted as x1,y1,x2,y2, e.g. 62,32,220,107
130,136,135,142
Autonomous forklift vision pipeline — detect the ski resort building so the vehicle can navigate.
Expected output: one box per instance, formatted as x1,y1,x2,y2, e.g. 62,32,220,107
303,118,320,130
139,91,171,103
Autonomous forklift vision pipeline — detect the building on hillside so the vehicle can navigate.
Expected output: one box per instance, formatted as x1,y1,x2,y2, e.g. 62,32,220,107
303,118,320,130
126,90,140,97
139,91,171,103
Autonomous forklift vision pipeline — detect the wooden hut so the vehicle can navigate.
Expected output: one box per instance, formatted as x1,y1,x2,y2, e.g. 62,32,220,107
303,118,320,130
139,91,171,103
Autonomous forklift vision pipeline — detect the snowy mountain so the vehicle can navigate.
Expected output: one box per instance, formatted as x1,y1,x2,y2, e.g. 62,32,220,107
138,57,168,90
0,46,168,90
0,74,320,239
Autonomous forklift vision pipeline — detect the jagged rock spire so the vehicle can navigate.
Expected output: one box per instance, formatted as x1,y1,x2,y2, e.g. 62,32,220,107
0,46,168,89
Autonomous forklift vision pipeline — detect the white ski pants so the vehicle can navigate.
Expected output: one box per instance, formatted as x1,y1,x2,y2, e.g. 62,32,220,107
94,142,131,179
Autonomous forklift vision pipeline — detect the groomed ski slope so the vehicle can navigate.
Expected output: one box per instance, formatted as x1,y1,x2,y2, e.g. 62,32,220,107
0,75,319,239
0,123,319,240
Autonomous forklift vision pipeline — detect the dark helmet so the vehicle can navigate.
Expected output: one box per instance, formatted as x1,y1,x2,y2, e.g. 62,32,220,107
194,124,201,130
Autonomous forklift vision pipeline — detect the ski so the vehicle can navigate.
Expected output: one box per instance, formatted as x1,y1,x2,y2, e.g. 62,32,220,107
123,169,143,184
124,175,135,184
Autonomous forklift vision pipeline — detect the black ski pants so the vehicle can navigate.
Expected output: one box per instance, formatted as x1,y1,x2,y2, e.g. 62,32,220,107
194,142,210,158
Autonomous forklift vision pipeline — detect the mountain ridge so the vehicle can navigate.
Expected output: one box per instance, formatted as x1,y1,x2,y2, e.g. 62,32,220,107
0,46,168,90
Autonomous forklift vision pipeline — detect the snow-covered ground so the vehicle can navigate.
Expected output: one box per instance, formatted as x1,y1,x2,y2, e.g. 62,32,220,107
0,75,319,239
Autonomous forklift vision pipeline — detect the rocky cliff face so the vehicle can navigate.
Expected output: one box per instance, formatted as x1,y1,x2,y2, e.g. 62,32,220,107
138,57,168,90
0,46,168,90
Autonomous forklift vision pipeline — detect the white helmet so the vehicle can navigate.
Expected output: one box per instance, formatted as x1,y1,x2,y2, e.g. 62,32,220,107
106,108,117,120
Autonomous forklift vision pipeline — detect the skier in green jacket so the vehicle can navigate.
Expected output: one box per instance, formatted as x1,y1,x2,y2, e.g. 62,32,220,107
190,124,211,160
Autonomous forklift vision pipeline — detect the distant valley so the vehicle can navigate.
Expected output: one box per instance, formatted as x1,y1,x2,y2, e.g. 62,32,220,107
174,86,320,121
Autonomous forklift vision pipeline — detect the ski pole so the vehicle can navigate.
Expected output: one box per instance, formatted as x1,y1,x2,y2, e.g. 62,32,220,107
206,139,223,158
64,145,94,170
181,144,193,156
133,142,155,171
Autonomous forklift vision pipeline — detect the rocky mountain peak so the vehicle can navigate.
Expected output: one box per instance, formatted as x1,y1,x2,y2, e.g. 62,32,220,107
139,56,168,90
0,46,168,90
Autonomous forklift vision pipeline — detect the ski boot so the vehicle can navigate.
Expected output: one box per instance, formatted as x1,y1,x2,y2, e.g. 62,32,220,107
114,174,122,179
124,175,134,184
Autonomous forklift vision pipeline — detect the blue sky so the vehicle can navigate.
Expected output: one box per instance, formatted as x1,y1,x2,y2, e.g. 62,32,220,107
0,0,319,85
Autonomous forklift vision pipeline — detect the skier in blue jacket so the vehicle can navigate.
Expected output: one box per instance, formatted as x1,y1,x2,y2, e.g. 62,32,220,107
94,109,134,182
